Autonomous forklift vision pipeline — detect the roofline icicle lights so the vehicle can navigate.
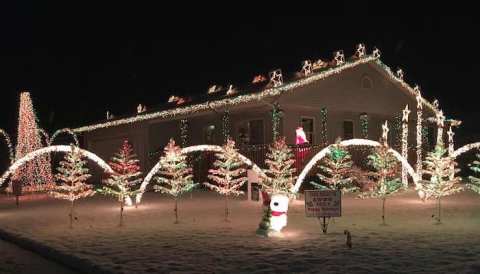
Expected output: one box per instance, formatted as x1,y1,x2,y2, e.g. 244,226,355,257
72,48,438,134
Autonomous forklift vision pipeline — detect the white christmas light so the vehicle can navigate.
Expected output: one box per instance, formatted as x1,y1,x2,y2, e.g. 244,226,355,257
333,50,345,66
0,145,113,187
355,43,366,58
452,142,480,159
292,139,420,193
49,128,79,147
415,90,423,179
269,69,283,87
402,105,410,188
301,60,312,76
436,110,445,147
0,129,14,164
72,52,437,133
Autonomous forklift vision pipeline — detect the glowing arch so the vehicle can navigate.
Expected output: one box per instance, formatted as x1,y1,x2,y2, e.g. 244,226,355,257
0,145,113,187
292,139,420,193
452,142,480,159
50,128,80,147
136,144,267,203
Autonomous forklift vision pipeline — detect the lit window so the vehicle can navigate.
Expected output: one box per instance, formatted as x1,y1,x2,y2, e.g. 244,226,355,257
361,75,373,89
300,117,314,144
343,120,354,140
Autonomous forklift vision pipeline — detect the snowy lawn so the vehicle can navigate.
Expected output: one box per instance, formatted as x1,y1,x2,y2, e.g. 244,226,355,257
0,190,479,274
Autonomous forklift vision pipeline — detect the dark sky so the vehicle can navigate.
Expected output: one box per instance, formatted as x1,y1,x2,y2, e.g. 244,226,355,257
1,9,479,144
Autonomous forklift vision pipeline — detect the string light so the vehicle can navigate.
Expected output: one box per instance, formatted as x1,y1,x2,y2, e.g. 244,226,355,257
359,113,368,139
179,119,189,147
402,105,410,188
436,111,445,147
293,138,420,194
320,107,328,146
272,103,282,141
1,145,113,187
0,129,14,164
222,110,230,143
49,128,79,147
416,90,423,179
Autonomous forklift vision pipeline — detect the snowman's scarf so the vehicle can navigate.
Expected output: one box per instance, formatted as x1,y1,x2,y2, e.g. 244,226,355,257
271,211,286,216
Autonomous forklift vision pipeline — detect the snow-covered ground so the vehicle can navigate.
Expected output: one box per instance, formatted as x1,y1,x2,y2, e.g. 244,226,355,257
0,190,479,274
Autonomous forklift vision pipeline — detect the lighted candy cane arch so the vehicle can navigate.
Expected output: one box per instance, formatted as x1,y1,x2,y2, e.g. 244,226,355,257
0,145,113,187
452,142,480,159
0,129,14,164
49,128,80,147
136,144,268,203
292,139,421,193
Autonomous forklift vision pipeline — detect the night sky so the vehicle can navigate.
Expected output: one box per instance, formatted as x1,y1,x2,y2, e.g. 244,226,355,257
1,11,479,145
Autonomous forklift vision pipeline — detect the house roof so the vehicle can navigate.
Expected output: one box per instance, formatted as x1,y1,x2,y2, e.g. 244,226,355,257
72,54,438,133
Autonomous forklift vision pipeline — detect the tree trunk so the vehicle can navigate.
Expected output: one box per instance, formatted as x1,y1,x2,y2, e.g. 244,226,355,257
224,195,229,222
174,198,179,224
436,197,442,224
119,201,124,227
381,198,386,225
69,200,74,229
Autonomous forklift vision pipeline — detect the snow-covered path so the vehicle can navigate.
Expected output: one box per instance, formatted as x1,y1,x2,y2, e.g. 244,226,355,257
0,191,479,273
0,239,78,274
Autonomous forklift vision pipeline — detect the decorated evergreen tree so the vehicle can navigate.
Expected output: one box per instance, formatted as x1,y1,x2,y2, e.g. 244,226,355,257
422,145,462,224
50,145,94,228
13,91,53,192
359,143,402,225
205,139,247,222
263,137,297,196
311,144,357,193
153,139,196,223
468,154,480,194
98,140,142,226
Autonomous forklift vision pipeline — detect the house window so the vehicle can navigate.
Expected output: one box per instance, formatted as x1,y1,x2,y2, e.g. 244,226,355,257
300,117,314,144
361,75,373,89
343,120,354,140
203,125,216,144
248,120,264,145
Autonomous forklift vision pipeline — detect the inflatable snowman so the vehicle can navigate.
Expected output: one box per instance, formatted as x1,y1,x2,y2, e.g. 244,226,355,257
256,193,290,237
269,194,289,232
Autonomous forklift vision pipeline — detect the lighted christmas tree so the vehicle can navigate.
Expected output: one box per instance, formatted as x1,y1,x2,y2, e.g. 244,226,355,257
467,154,480,194
98,140,142,226
359,143,402,225
262,137,297,196
50,145,95,228
205,139,247,222
311,144,357,193
421,145,463,224
13,91,53,192
153,139,196,223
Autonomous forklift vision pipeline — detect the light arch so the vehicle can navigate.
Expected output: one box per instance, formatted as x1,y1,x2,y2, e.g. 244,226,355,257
292,139,420,193
0,145,113,187
136,144,267,203
452,142,480,159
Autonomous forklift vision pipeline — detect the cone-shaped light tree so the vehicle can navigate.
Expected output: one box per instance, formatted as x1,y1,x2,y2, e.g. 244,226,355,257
50,145,95,228
13,91,53,192
311,144,357,193
262,137,297,195
153,139,196,224
204,139,247,222
98,140,142,226
422,145,463,224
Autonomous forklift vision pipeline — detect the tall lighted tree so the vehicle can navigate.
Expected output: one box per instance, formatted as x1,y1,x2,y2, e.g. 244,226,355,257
311,144,357,193
359,143,402,225
422,145,462,224
13,91,53,191
50,145,95,228
153,139,196,224
263,137,297,195
205,139,247,222
98,140,142,226
467,154,480,194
